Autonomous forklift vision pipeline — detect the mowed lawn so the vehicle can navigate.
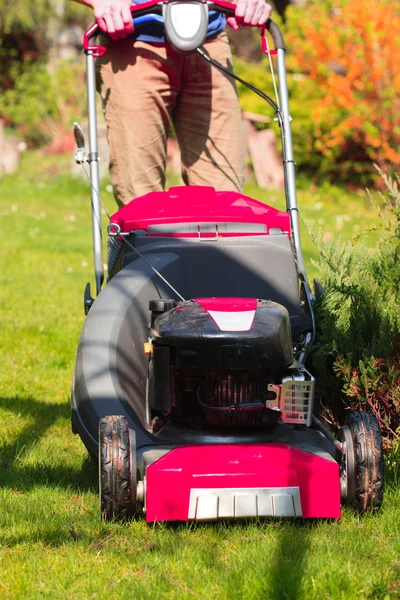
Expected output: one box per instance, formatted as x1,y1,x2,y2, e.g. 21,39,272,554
0,152,399,600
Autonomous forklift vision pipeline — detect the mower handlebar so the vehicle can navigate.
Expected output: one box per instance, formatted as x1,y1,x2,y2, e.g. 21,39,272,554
83,0,285,57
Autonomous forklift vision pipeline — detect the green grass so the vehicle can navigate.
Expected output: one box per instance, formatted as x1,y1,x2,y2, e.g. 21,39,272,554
0,151,399,600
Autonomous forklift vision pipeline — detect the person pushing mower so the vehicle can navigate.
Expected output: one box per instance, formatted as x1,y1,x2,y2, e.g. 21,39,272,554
72,0,272,206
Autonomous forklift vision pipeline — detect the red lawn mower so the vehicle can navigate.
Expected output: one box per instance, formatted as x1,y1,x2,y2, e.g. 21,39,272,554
71,0,384,522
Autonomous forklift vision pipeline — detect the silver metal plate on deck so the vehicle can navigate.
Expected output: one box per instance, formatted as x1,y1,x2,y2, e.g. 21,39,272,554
188,487,302,520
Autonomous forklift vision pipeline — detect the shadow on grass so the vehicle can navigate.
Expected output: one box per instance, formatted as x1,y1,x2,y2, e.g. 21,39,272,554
266,521,313,600
0,395,96,492
0,393,320,599
170,518,313,599
157,438,319,599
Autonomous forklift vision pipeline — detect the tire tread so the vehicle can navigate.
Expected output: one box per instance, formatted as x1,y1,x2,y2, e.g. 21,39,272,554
99,415,133,521
345,411,384,512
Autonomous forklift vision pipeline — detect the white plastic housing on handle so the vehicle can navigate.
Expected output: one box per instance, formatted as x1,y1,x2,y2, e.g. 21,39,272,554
163,1,209,52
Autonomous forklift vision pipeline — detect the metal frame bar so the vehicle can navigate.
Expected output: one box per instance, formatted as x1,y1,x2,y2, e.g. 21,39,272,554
86,50,104,296
276,48,316,353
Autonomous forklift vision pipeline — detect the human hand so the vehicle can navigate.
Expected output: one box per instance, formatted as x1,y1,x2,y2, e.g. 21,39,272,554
92,0,134,39
227,0,272,30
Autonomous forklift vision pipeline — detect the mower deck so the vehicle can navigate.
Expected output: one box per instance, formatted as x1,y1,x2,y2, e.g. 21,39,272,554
144,440,341,522
137,423,341,521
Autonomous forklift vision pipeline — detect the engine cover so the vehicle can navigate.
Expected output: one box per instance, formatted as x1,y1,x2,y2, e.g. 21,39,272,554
151,298,293,370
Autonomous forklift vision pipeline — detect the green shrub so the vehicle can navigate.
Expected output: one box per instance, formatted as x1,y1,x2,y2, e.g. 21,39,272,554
0,0,89,36
311,168,400,445
0,58,86,145
0,0,90,102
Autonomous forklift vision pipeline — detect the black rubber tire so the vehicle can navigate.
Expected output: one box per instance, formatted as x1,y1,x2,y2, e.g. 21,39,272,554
98,415,136,521
338,411,384,512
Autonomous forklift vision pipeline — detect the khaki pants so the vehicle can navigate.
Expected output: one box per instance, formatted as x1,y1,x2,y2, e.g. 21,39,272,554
98,33,246,206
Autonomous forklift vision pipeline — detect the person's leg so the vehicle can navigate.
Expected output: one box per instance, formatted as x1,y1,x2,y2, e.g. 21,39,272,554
98,39,181,206
174,32,246,192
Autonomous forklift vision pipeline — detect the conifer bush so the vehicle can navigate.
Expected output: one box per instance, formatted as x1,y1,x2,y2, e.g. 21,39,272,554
312,169,400,446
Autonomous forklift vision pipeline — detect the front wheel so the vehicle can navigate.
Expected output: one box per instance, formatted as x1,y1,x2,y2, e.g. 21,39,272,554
338,411,384,512
99,415,137,521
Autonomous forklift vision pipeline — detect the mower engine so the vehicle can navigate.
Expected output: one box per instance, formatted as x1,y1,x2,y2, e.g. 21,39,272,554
197,371,276,427
148,298,314,430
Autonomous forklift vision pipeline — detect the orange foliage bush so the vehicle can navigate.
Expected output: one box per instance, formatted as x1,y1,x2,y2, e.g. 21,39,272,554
285,0,400,182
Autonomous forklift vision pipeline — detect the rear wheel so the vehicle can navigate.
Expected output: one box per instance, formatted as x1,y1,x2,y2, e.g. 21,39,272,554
99,415,137,521
337,411,384,512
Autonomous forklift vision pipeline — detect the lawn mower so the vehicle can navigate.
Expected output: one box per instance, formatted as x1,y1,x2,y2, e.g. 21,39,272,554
71,0,384,522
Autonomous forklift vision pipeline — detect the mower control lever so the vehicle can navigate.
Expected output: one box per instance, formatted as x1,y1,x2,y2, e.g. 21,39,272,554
73,122,86,164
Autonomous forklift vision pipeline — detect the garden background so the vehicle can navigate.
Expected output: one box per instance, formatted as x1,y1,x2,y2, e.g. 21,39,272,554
0,0,399,598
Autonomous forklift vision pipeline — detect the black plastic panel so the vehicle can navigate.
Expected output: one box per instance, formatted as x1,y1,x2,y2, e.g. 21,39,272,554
152,299,293,369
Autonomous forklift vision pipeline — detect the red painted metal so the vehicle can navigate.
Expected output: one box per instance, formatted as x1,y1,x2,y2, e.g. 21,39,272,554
110,186,290,237
195,298,257,331
83,23,107,57
195,298,257,312
261,24,278,55
131,0,163,12
145,444,341,522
